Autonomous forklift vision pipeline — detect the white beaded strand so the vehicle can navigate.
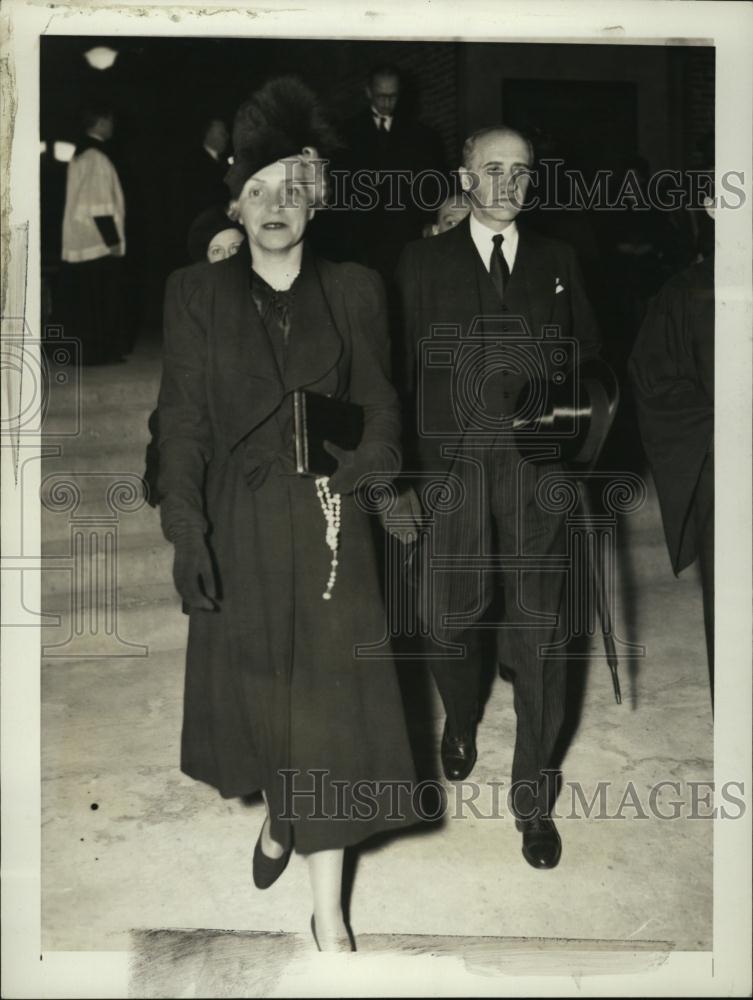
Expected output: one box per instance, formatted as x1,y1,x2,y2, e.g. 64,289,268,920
314,477,342,600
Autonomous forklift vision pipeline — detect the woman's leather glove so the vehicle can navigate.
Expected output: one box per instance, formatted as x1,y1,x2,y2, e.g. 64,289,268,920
172,531,217,611
323,440,397,496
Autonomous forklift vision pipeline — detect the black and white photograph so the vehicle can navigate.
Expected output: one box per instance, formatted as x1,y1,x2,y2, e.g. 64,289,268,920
1,1,751,996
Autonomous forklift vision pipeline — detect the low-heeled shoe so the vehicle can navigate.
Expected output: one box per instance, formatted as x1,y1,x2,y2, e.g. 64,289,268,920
252,827,291,889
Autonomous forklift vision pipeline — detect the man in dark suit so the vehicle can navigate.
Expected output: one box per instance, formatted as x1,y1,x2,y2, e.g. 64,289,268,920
396,126,601,868
341,65,447,280
172,116,231,265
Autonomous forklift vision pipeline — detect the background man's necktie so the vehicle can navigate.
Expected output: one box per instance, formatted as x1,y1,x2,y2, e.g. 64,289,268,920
490,232,511,301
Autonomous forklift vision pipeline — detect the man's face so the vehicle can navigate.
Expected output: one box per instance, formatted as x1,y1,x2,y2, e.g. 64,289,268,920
233,159,314,254
367,73,400,117
460,131,532,230
98,115,114,140
205,120,229,156
207,228,245,263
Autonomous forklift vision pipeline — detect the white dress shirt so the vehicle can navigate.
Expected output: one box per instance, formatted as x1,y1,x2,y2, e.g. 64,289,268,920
371,107,394,133
469,214,519,274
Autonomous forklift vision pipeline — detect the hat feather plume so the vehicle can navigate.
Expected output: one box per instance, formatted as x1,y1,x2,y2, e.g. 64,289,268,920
226,76,341,197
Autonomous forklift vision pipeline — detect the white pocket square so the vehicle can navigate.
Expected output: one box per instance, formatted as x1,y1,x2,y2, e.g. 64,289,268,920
555,279,565,294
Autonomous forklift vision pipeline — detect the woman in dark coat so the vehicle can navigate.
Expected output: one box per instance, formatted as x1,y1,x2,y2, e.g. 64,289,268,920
157,78,418,951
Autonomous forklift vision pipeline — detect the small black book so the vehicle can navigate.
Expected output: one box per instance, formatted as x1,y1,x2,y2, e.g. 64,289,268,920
293,389,364,477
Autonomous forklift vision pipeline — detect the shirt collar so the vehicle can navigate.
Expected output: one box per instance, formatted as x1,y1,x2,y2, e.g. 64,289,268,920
371,107,394,129
469,214,519,271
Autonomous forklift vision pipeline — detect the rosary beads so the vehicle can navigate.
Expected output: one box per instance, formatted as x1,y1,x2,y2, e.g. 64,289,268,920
314,477,342,600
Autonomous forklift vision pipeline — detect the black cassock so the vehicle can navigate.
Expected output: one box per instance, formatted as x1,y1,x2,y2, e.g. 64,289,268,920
628,256,714,683
628,256,714,574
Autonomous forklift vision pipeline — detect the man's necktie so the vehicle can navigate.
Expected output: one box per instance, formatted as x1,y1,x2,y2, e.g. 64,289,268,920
489,233,511,302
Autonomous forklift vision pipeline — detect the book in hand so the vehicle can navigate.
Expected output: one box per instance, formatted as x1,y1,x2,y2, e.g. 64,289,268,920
293,389,364,477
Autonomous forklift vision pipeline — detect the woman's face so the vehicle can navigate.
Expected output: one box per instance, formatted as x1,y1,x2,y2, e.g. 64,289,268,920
206,228,245,263
234,159,315,254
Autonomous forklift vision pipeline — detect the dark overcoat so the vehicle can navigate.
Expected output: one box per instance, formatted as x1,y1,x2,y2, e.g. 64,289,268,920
157,242,418,852
395,218,602,639
628,256,714,573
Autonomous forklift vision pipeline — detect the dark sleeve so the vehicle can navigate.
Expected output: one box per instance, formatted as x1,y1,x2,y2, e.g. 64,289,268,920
156,268,213,542
563,243,602,365
394,243,421,397
92,215,120,248
143,408,162,507
347,267,402,475
628,282,713,452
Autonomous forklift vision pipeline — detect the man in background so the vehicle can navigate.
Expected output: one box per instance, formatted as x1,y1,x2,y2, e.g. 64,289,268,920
341,65,447,280
172,116,231,264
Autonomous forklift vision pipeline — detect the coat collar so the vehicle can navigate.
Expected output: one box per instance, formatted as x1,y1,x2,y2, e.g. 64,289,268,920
211,242,343,451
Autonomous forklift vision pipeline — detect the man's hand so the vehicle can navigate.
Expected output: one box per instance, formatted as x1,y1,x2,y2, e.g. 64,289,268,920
172,534,217,611
379,485,422,544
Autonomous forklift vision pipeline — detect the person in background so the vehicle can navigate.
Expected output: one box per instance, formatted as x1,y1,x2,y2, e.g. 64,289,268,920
423,192,471,237
628,196,715,707
143,205,246,506
340,64,447,280
172,116,231,265
60,108,127,365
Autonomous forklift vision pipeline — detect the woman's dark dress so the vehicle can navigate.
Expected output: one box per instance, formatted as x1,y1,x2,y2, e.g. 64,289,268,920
157,243,418,852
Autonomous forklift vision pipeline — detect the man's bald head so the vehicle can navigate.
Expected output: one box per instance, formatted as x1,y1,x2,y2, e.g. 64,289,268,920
461,126,534,171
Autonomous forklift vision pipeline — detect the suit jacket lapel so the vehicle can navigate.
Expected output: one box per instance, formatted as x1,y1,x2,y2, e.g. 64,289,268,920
512,227,553,336
444,217,483,333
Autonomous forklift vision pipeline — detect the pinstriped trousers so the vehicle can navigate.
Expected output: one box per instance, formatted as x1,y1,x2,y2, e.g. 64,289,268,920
430,445,568,816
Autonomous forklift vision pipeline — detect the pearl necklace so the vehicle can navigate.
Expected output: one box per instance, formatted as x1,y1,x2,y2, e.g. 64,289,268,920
314,478,341,600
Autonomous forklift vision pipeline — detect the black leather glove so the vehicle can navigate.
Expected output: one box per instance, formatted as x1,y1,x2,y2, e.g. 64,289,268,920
172,532,217,611
324,440,397,496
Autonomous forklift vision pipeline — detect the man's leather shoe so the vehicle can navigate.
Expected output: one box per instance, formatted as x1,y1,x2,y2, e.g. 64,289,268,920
440,720,477,781
515,815,562,869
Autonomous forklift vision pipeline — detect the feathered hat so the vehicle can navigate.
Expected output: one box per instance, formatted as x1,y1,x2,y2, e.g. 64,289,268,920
225,76,342,199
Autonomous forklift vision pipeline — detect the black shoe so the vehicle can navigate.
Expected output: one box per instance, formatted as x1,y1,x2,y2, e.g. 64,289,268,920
515,815,562,869
252,821,291,889
440,719,477,781
310,914,356,953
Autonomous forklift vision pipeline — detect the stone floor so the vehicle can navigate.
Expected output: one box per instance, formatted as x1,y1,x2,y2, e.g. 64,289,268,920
39,340,714,995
